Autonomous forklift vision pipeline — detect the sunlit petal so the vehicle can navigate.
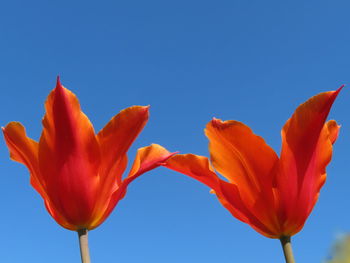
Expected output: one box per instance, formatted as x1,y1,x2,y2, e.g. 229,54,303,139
90,144,175,229
205,119,278,206
277,88,341,235
96,106,149,195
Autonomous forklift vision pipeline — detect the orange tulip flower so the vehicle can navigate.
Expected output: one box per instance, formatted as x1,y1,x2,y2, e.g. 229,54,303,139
3,77,174,232
163,88,341,262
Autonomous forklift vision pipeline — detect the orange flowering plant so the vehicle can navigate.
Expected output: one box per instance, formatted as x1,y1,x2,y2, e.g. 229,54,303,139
3,78,175,262
163,88,342,262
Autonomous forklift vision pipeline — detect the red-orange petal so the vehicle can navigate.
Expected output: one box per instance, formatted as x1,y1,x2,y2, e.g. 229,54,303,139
163,153,279,237
38,78,101,229
44,199,77,230
164,154,223,190
96,106,149,194
127,144,176,179
163,154,241,216
277,88,341,235
205,119,279,219
89,144,175,229
327,120,340,144
218,180,281,238
2,122,46,198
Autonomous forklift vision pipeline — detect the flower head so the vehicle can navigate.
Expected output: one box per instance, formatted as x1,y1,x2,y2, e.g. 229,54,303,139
3,77,175,231
163,88,341,238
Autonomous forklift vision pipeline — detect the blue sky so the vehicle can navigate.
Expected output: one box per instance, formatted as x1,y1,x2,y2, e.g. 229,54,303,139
1,0,349,262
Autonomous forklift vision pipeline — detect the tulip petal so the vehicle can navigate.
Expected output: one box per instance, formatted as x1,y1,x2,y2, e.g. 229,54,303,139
218,180,281,238
327,120,340,144
38,78,101,228
44,199,77,230
89,144,175,229
205,119,279,207
298,120,340,217
163,154,243,215
127,144,176,179
90,106,149,228
164,154,220,189
163,153,280,238
2,122,46,198
97,105,149,191
282,120,340,235
277,88,341,234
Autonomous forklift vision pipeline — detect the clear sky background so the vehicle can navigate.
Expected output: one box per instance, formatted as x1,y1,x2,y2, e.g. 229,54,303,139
0,0,349,262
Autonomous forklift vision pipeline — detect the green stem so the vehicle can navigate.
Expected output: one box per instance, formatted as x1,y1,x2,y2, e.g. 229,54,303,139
280,236,296,263
78,229,91,263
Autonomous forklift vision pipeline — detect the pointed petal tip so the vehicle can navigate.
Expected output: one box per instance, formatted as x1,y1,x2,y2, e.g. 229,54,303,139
131,105,150,115
142,105,150,112
55,76,65,93
335,85,344,95
332,85,343,100
210,118,235,130
326,85,343,104
139,105,150,119
211,117,223,127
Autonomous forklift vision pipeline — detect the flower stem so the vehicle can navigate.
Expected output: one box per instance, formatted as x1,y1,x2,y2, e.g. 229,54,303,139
78,229,91,263
279,236,295,263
